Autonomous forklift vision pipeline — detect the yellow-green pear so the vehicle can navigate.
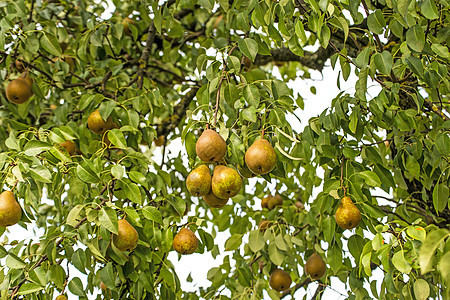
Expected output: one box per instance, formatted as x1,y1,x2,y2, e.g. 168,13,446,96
305,253,326,279
268,194,283,210
87,109,115,135
211,165,242,199
113,219,139,251
0,191,22,227
335,196,361,229
245,138,277,175
173,228,198,254
55,295,67,300
5,78,33,104
186,165,211,197
195,129,227,162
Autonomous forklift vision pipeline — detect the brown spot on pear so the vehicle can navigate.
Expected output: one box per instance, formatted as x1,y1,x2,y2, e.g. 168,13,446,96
195,129,227,162
305,253,326,279
87,109,114,135
335,196,361,229
173,228,198,255
113,219,139,251
267,194,283,210
0,191,22,227
245,139,277,175
186,165,211,197
203,191,228,208
211,165,242,199
6,78,33,104
269,268,292,291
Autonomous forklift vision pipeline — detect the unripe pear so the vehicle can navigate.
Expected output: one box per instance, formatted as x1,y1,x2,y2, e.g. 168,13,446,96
87,109,114,135
6,78,33,104
113,219,139,251
245,138,277,175
211,165,242,199
269,268,292,291
305,253,326,279
186,165,211,197
335,196,361,229
195,129,227,162
173,228,198,255
0,191,22,227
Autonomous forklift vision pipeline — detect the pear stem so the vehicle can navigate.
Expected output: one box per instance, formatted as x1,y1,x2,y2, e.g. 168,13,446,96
340,157,346,197
260,129,265,139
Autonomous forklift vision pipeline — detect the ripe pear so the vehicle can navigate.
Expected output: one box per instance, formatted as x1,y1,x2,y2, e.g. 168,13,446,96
173,227,198,255
113,219,139,251
55,295,67,300
335,196,361,229
87,109,114,135
269,268,292,291
15,59,24,71
261,196,270,209
186,165,211,197
60,140,76,155
305,253,326,279
245,138,277,175
295,201,304,211
5,78,33,104
258,220,270,232
203,191,228,208
211,165,242,199
195,129,227,162
268,194,283,210
0,191,22,227
154,135,165,146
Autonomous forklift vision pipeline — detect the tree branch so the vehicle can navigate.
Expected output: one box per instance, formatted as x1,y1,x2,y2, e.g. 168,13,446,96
280,277,312,299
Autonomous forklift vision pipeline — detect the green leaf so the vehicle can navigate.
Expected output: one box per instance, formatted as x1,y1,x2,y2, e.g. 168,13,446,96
98,207,118,234
367,9,386,34
40,33,62,56
76,162,100,183
242,106,257,123
419,229,449,274
111,164,124,180
198,0,214,11
18,283,44,295
406,154,421,178
392,250,412,274
268,243,284,265
244,84,260,107
248,230,265,252
24,140,52,156
29,165,52,183
238,38,259,62
107,129,127,149
438,251,450,284
359,171,381,187
295,19,307,42
413,279,430,300
374,51,393,75
405,56,424,78
119,179,142,205
421,0,439,19
406,226,426,242
68,277,86,297
142,206,163,224
6,253,26,269
433,183,449,213
225,234,243,251
406,25,425,52
71,249,87,274
100,262,115,290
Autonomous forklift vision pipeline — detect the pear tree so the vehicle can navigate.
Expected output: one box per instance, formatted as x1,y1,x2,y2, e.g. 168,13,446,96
0,0,449,299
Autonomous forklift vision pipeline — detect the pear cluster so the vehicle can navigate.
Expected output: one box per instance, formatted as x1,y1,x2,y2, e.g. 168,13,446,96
5,74,34,104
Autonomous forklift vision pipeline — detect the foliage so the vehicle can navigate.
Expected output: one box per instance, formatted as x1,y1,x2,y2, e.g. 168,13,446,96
0,0,449,299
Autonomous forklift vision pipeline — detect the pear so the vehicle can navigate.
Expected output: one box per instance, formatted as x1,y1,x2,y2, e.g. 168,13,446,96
154,136,165,146
258,220,271,232
267,194,283,210
0,191,22,227
59,140,76,155
335,196,361,229
55,295,67,300
261,195,270,209
173,227,198,255
269,268,292,291
211,165,242,199
5,78,33,104
245,138,277,175
186,165,211,197
15,59,24,71
305,253,326,279
295,201,304,211
195,129,227,162
113,219,139,251
203,191,228,208
87,109,114,135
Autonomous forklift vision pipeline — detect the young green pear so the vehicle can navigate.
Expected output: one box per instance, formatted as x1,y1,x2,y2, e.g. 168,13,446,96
335,196,361,229
245,138,277,175
113,219,139,251
186,165,211,197
305,253,326,279
195,129,227,162
211,165,242,199
0,191,22,227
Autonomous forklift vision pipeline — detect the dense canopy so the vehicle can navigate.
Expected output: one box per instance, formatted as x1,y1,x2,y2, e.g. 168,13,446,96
0,0,449,299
